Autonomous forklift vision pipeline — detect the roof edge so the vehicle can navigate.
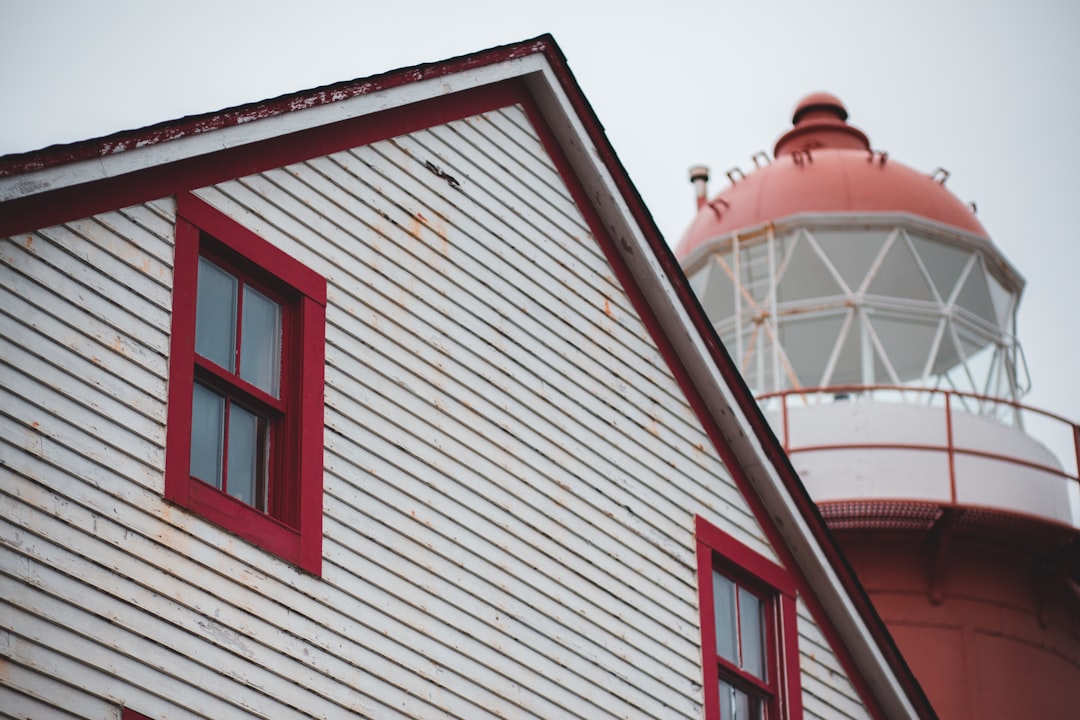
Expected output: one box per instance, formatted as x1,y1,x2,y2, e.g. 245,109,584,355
0,34,558,180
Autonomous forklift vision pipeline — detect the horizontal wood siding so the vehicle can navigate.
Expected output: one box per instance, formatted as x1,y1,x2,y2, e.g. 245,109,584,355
0,104,868,719
798,599,873,719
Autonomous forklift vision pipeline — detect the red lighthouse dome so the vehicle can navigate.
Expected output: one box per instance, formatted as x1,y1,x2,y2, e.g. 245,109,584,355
676,93,987,259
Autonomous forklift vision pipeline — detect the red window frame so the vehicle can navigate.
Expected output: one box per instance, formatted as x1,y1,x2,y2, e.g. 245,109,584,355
122,709,152,720
696,515,803,720
165,193,326,575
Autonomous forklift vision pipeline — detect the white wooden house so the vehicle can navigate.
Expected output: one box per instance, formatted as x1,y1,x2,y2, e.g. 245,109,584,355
0,36,935,720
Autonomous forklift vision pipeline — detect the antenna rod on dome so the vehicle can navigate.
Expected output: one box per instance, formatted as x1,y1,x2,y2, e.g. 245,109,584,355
689,165,710,210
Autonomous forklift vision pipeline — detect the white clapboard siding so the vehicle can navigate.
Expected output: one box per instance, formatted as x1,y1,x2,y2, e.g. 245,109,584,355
798,599,873,720
0,102,871,719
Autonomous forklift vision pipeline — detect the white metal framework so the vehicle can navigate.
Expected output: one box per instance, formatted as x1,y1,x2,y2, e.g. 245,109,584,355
685,215,1028,423
684,213,1080,527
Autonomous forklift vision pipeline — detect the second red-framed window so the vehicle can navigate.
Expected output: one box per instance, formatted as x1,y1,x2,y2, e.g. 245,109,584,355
696,515,803,720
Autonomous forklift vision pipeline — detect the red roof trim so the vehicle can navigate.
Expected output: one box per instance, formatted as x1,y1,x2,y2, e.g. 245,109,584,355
0,36,552,178
0,80,524,238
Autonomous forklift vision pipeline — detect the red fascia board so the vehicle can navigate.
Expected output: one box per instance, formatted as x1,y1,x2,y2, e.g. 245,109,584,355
0,35,556,179
0,80,524,239
526,39,936,720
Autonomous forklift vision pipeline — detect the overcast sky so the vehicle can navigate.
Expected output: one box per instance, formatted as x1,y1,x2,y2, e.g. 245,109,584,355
2,0,1078,467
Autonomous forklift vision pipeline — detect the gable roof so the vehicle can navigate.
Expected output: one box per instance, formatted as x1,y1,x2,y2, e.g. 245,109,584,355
0,34,935,719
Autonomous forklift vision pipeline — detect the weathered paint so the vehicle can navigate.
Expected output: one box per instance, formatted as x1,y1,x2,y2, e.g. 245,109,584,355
0,102,876,718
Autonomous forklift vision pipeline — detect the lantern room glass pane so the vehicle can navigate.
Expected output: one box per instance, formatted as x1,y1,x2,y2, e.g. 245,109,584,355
986,272,1013,329
697,256,737,322
910,236,970,302
240,285,282,397
196,257,238,370
954,257,996,326
865,234,936,302
713,571,739,665
739,242,772,305
190,383,224,488
777,232,844,304
777,312,847,388
810,229,886,294
738,587,766,680
870,315,941,382
227,403,267,510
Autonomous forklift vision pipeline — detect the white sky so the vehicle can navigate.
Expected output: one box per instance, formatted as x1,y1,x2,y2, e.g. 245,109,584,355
2,0,1078,467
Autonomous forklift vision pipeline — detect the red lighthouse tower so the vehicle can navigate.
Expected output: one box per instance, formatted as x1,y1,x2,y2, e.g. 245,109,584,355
676,94,1080,718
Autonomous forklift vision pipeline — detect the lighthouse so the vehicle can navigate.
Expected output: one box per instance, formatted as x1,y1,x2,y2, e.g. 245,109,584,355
676,94,1080,718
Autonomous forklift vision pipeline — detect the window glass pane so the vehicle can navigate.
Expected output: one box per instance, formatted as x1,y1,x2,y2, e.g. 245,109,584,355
719,679,761,720
713,570,738,665
227,403,267,510
196,257,237,370
190,383,224,488
719,679,735,720
738,587,766,680
240,284,281,397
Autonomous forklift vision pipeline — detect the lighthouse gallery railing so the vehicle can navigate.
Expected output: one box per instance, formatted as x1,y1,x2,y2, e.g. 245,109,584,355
757,385,1080,530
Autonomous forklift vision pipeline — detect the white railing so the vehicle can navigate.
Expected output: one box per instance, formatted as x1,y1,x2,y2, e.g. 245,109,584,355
757,385,1080,529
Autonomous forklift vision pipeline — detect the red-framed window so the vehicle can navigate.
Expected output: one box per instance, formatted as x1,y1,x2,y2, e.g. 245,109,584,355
696,515,802,720
122,709,152,720
165,193,326,575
